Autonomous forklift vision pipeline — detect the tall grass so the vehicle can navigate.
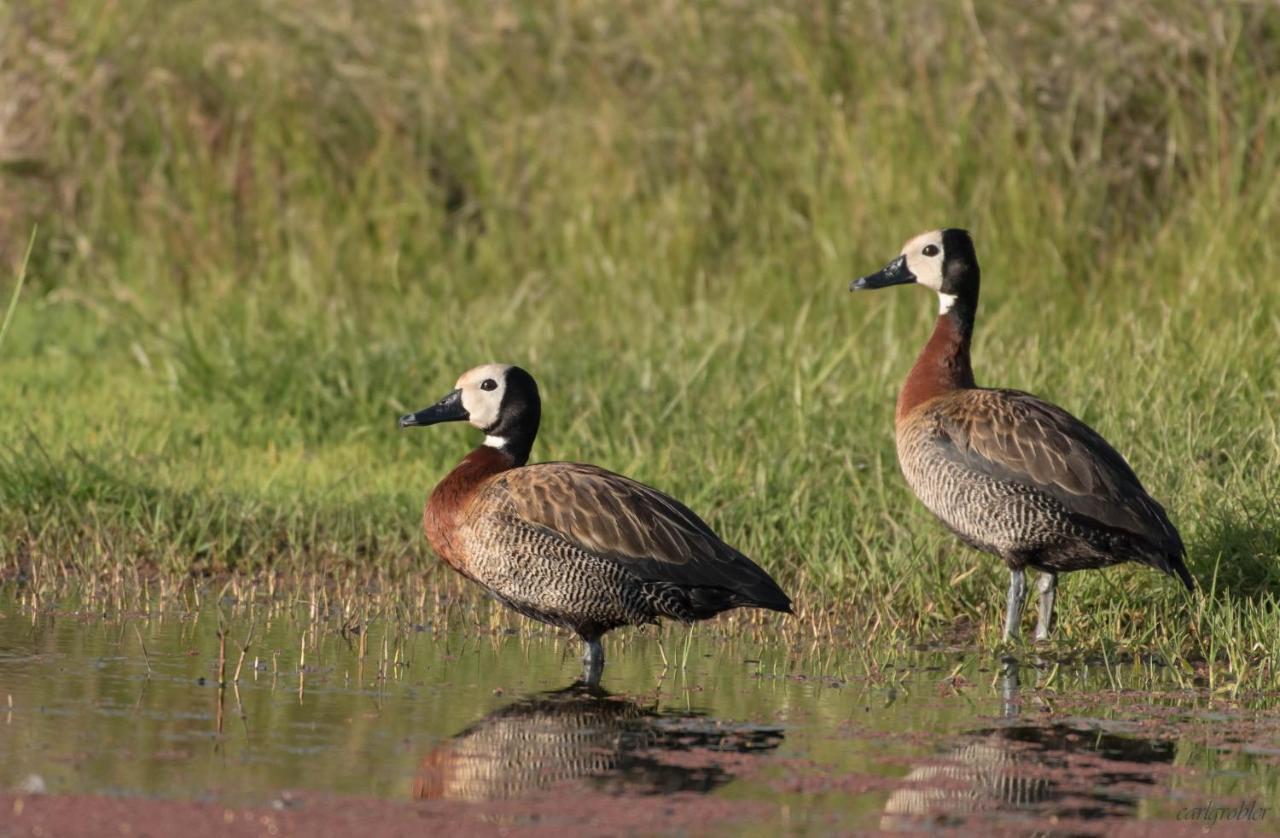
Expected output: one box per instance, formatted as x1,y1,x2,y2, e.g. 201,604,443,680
1,1,1278,679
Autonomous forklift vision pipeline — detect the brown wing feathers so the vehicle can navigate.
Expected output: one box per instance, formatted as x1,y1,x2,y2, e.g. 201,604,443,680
932,389,1188,581
494,463,792,612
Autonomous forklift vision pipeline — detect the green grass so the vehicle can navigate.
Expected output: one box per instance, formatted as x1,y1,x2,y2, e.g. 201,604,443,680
1,1,1279,684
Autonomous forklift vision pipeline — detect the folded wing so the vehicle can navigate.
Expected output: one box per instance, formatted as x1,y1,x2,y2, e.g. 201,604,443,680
931,389,1187,583
486,462,792,612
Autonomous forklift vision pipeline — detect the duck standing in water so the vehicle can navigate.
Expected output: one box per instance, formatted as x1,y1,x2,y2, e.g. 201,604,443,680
400,364,792,682
851,230,1191,641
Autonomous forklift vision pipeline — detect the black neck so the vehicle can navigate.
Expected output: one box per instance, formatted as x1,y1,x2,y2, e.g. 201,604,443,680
944,291,978,342
486,367,541,467
492,425,536,467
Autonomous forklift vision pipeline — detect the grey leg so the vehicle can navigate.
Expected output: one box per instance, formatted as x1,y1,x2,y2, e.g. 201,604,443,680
1003,568,1027,642
581,638,604,686
999,656,1020,718
1034,571,1058,642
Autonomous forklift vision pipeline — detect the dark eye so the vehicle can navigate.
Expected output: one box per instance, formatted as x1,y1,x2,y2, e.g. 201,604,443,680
480,379,498,391
922,244,940,257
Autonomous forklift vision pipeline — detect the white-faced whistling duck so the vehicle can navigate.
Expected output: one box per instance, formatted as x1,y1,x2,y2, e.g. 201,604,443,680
851,229,1192,642
399,364,793,683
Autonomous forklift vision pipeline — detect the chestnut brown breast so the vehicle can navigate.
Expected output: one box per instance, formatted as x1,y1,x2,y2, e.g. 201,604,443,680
896,313,975,426
424,445,516,576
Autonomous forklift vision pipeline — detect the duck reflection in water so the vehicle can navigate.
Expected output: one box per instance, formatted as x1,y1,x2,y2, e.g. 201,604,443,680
414,683,784,802
882,659,1177,831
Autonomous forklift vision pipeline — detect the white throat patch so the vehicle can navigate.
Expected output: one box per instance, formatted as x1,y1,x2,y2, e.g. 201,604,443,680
938,293,957,315
484,435,508,449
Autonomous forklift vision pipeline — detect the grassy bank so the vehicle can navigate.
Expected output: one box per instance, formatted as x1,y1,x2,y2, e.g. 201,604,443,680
2,1,1279,680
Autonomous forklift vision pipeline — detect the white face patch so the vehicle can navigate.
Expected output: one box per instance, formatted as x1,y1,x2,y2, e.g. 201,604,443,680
900,230,946,293
456,363,513,432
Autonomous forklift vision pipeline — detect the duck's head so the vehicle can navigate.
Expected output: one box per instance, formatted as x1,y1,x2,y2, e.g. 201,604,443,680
399,363,541,462
851,228,979,315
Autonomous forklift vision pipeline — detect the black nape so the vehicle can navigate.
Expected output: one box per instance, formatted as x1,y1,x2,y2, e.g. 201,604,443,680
489,366,541,466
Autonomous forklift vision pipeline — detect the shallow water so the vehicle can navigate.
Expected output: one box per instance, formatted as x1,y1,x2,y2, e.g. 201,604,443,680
2,588,1278,834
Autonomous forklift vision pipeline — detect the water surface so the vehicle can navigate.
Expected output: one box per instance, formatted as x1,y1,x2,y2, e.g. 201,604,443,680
2,588,1277,834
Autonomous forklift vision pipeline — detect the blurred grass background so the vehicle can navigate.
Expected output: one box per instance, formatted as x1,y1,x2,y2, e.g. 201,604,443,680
1,0,1278,669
